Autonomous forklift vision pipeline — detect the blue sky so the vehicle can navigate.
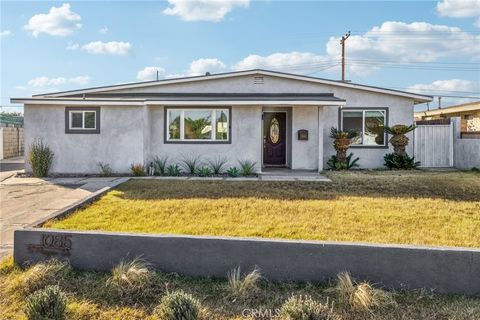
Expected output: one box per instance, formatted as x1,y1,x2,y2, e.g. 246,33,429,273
1,0,479,113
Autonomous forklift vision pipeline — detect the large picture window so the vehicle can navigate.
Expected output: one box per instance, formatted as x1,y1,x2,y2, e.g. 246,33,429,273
166,108,230,143
340,109,387,146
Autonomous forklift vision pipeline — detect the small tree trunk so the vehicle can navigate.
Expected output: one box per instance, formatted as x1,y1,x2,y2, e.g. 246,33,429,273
334,137,351,164
389,134,409,156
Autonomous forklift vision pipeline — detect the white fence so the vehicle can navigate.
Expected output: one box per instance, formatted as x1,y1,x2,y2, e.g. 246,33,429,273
414,124,454,168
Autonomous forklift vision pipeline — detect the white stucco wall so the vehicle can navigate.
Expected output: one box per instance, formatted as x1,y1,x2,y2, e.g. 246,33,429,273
24,104,143,174
23,74,417,173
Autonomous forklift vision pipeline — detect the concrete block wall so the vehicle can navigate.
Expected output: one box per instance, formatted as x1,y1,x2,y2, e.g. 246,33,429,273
0,127,24,160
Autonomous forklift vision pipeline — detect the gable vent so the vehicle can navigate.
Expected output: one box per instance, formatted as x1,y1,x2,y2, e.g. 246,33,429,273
253,76,264,84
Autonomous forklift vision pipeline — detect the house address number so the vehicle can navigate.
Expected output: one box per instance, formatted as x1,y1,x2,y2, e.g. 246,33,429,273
27,234,72,256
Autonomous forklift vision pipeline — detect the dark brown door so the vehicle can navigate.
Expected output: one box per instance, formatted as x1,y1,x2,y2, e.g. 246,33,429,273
263,112,286,166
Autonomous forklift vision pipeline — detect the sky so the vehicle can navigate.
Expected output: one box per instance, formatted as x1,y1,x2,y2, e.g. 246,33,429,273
1,0,480,113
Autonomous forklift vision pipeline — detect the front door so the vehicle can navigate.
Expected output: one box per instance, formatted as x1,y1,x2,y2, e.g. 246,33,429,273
263,112,286,166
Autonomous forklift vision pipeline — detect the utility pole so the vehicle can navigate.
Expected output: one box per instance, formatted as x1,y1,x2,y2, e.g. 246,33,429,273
340,31,351,82
438,96,442,109
156,70,159,81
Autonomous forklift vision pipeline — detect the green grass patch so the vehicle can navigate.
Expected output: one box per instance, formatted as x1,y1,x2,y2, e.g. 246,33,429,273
46,171,480,248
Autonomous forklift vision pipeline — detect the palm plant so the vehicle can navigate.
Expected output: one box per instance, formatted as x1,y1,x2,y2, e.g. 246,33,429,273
383,124,416,156
329,127,359,165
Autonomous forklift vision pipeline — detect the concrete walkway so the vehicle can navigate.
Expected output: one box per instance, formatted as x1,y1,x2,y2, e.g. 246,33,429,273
0,156,24,182
0,176,127,259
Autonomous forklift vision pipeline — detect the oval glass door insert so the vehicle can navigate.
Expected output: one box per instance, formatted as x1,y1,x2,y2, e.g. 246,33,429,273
270,117,280,144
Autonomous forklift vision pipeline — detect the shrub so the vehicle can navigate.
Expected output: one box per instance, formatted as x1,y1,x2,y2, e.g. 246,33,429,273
24,285,67,320
153,291,200,320
98,162,113,176
328,272,393,312
166,164,182,176
28,139,54,177
383,124,416,156
207,156,228,175
227,267,262,298
329,127,359,167
196,166,212,177
326,153,359,171
130,163,146,176
227,167,240,177
238,160,257,176
180,155,201,175
279,295,339,320
106,258,155,302
16,260,72,296
152,156,168,176
384,153,420,170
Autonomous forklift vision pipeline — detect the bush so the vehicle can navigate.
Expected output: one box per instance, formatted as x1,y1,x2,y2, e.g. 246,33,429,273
238,160,256,176
207,156,228,175
17,260,72,296
328,272,394,312
180,155,201,175
196,166,212,177
152,156,168,176
24,285,67,320
327,153,359,170
153,291,200,320
166,164,182,176
130,163,146,176
227,167,240,177
279,295,339,320
28,139,54,177
384,153,420,170
98,162,113,176
106,258,155,302
227,267,261,299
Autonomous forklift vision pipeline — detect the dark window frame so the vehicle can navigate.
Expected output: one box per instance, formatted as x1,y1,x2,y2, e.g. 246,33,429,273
65,107,101,134
163,106,232,144
338,107,389,149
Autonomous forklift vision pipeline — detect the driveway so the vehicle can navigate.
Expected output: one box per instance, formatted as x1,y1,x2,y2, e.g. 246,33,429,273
0,156,25,181
0,176,128,259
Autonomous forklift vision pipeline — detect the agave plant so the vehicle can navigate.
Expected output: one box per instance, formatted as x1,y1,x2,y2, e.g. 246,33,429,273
383,124,416,156
329,127,359,165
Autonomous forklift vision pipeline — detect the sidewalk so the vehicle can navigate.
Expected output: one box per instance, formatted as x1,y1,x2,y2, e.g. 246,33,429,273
0,156,24,182
0,176,128,259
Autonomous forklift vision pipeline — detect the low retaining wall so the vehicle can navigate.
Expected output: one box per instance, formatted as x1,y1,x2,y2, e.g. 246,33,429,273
14,229,480,295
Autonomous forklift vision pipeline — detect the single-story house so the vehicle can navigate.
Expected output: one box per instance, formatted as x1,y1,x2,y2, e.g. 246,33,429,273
415,101,480,139
12,69,433,174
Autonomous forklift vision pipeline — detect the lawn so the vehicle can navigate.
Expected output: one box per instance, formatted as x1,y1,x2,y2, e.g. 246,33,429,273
45,171,480,248
1,257,479,320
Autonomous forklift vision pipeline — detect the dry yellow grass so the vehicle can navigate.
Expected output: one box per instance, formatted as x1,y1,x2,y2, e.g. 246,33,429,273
46,171,480,248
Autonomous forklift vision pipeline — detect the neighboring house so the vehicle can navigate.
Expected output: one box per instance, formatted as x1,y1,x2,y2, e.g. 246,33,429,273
11,69,432,174
0,113,24,160
415,101,480,139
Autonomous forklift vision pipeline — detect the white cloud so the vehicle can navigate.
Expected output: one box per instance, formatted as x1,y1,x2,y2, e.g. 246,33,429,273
66,41,79,50
27,75,91,88
408,79,480,106
437,0,480,17
233,52,331,73
325,21,480,74
24,3,82,37
0,30,12,37
15,86,27,91
99,26,108,34
188,58,226,75
163,0,249,22
137,67,166,81
80,41,132,55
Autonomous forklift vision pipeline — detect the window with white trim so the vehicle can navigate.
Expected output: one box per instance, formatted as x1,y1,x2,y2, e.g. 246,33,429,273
340,109,387,146
166,108,230,142
69,111,96,130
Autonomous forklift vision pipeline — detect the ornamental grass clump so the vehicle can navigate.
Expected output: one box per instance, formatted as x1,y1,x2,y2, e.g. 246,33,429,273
28,139,54,177
207,156,228,175
279,295,340,320
153,291,201,320
106,258,155,303
238,160,257,176
152,155,169,176
180,154,202,175
14,259,72,296
98,162,113,176
130,163,146,176
24,285,67,320
328,272,394,312
166,164,182,176
227,267,262,299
